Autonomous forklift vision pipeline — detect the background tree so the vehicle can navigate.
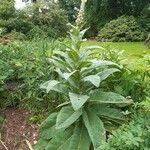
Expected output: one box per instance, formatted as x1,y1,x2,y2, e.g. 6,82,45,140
58,0,80,22
84,0,150,36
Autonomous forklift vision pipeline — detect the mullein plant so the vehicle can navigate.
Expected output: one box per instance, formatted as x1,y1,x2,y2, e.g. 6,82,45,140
35,0,132,149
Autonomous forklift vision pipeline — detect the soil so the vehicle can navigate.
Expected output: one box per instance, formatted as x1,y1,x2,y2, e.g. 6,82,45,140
0,108,38,150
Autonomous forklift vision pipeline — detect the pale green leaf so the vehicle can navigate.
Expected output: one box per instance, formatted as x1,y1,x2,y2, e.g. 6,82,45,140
63,70,77,80
45,127,73,150
69,92,89,110
39,113,57,140
83,75,101,87
90,90,132,104
83,110,106,149
92,104,124,121
56,106,82,129
81,45,104,51
90,60,121,69
97,68,120,81
68,123,91,150
40,80,60,93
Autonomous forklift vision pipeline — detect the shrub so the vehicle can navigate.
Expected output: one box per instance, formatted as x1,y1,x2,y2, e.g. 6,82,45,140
0,0,15,20
26,1,69,39
97,16,144,42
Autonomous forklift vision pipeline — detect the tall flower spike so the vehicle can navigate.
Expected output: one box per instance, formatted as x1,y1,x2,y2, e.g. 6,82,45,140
76,0,87,28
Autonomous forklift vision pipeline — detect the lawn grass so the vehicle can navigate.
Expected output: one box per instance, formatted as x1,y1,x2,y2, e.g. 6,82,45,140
84,41,150,59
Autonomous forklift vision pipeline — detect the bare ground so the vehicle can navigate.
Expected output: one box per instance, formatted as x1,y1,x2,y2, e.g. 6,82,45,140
0,108,38,150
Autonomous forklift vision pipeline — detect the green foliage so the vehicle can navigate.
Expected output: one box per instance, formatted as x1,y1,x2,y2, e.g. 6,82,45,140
24,1,68,39
97,108,150,150
0,0,15,19
100,46,150,102
0,40,64,109
58,0,80,22
35,24,132,150
0,1,68,39
84,0,149,36
97,16,144,42
138,4,150,35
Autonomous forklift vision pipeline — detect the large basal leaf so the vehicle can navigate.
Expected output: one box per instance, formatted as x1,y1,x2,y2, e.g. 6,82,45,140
92,104,124,121
82,110,106,149
39,113,58,140
45,127,73,150
68,123,91,150
83,75,101,87
90,90,132,105
56,106,82,129
69,92,89,110
97,68,120,82
40,80,60,93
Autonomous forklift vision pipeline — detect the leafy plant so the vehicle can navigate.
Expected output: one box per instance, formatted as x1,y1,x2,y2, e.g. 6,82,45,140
35,24,132,150
96,107,150,150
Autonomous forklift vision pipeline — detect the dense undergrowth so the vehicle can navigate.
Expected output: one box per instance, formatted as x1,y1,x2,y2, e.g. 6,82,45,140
0,39,150,149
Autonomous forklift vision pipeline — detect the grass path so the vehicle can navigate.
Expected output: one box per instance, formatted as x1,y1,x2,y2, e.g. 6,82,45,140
84,41,150,59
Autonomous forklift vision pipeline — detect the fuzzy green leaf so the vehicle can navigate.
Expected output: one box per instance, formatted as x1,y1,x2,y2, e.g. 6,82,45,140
39,113,58,140
63,70,77,80
92,104,124,121
90,90,132,104
45,127,73,150
83,75,101,87
83,110,106,149
97,68,120,81
69,92,89,110
68,123,91,150
40,80,60,93
56,106,82,129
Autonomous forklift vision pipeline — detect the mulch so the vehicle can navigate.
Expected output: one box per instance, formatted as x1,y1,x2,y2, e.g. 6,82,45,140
0,108,38,150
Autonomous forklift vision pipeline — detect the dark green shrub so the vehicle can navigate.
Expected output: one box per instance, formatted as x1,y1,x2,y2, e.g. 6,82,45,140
0,0,15,20
97,16,144,42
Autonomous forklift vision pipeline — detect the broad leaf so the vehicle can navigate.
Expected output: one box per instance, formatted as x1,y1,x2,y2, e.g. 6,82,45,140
83,110,106,149
45,127,73,150
81,45,104,51
56,106,82,129
40,80,60,93
90,90,132,105
90,60,121,69
83,75,101,87
69,92,89,110
68,123,91,150
63,70,77,80
92,104,124,121
97,68,120,81
39,113,58,140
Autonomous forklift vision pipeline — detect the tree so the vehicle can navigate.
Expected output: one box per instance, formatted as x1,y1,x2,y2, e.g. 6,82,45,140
84,0,150,36
0,0,15,19
58,0,80,22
